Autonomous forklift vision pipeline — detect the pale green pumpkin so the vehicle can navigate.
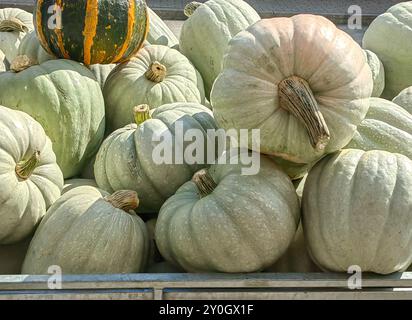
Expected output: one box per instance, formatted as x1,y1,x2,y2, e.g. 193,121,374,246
0,236,32,274
95,103,218,212
363,2,412,99
0,106,63,245
22,187,149,275
180,0,260,98
103,45,206,133
393,86,412,114
303,149,412,274
0,57,105,179
155,150,300,273
62,179,98,195
89,63,116,89
364,49,385,97
17,31,55,65
346,98,412,159
211,15,372,166
147,8,179,49
0,8,33,64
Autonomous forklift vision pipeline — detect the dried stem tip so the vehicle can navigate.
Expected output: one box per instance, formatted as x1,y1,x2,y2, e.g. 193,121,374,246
145,61,167,83
15,151,40,180
192,169,217,198
105,190,139,213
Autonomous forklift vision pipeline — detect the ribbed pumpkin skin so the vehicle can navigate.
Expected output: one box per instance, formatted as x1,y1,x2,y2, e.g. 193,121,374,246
0,106,63,245
346,98,412,159
95,103,218,212
34,0,149,65
364,50,385,97
0,236,32,274
0,8,33,63
22,186,149,275
180,0,260,98
17,31,55,64
0,59,105,179
303,149,412,275
363,2,412,99
155,151,300,273
147,8,179,49
0,50,6,71
62,179,98,195
89,63,116,89
211,15,372,165
103,45,206,133
393,86,412,114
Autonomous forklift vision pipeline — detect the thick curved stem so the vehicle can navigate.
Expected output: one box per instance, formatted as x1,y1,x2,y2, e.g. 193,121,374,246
279,76,330,151
15,151,40,180
0,17,29,32
133,104,151,125
192,169,217,198
105,190,139,213
10,55,35,72
145,61,167,83
184,2,202,17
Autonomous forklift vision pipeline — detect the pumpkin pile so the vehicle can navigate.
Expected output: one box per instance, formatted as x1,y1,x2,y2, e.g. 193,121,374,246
0,0,411,276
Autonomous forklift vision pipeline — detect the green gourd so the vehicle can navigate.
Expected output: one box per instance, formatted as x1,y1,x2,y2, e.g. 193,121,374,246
147,8,179,49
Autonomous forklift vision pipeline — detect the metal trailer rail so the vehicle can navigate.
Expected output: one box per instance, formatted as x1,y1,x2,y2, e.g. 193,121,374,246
0,273,412,300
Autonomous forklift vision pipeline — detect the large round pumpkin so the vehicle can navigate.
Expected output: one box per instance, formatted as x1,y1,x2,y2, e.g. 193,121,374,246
363,2,412,99
22,187,149,275
103,44,206,133
0,236,32,274
0,106,63,245
155,150,300,273
364,49,385,97
0,8,33,63
393,86,412,114
0,57,105,179
211,15,373,166
17,31,55,65
180,0,260,98
302,149,412,274
346,98,412,159
34,0,149,65
95,103,218,212
147,8,179,49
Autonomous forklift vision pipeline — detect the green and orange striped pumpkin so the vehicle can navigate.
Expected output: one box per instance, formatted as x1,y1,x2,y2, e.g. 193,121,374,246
34,0,149,65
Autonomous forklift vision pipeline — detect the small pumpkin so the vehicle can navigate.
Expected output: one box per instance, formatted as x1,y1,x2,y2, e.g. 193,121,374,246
0,56,105,179
0,8,33,63
0,236,32,274
155,150,300,273
346,98,412,159
211,15,372,167
34,0,149,65
147,8,179,49
22,187,149,275
364,49,385,97
0,106,63,245
393,86,412,114
302,149,412,274
265,224,320,273
95,103,218,212
89,63,116,89
363,2,412,99
62,179,98,195
17,31,55,65
103,44,206,133
180,0,260,98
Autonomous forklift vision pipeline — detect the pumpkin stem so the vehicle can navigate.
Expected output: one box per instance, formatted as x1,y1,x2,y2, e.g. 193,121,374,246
184,2,202,17
192,169,217,198
10,55,35,72
15,151,40,180
278,76,330,151
145,61,167,83
105,190,139,213
0,17,29,33
133,104,151,125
